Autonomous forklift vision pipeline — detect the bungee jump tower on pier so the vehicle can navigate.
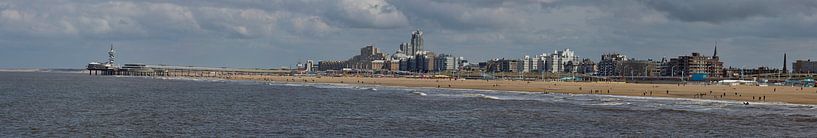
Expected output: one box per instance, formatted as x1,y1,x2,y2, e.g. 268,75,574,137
86,44,119,75
86,44,291,77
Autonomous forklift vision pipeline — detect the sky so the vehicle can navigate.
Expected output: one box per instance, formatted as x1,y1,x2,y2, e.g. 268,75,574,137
1,0,816,69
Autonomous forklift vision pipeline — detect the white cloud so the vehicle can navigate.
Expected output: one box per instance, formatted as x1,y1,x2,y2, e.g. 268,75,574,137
193,7,285,38
333,0,409,28
291,16,336,36
0,9,22,20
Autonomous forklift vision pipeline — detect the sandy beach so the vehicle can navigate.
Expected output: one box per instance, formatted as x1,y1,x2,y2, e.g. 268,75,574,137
226,75,817,105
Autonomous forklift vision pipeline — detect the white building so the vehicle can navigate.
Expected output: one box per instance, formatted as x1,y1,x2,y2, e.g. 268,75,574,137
435,54,460,72
520,55,540,73
537,49,580,73
305,60,314,72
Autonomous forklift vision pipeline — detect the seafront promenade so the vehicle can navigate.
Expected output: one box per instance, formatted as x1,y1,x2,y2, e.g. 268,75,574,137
210,75,817,105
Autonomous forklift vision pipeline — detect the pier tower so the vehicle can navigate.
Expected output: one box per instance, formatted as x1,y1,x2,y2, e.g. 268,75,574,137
87,44,120,75
108,44,115,65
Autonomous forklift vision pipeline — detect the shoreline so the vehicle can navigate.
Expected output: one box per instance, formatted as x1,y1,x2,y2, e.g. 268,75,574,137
219,75,817,105
269,79,812,107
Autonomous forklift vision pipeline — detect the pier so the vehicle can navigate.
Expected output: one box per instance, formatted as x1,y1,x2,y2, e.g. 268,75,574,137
87,64,292,78
85,44,291,78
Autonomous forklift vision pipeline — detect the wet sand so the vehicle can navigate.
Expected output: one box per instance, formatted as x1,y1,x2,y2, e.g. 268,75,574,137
228,75,817,105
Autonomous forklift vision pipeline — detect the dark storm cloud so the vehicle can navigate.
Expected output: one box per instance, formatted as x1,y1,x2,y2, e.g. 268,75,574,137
641,0,817,23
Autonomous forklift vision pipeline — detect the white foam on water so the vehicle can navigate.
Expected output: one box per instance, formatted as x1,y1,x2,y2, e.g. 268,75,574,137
358,87,377,91
587,102,627,106
478,94,501,100
426,86,817,116
139,77,817,117
134,76,231,83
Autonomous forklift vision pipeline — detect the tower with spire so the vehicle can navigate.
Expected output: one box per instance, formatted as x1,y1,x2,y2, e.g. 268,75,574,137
783,53,788,74
107,44,116,65
713,41,718,58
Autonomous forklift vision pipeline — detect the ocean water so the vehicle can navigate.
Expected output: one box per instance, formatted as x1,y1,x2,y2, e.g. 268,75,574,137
1,72,816,137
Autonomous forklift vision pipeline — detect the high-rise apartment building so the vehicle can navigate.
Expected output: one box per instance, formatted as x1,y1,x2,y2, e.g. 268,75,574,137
542,49,579,73
410,29,423,55
662,52,723,78
597,53,628,76
793,59,817,73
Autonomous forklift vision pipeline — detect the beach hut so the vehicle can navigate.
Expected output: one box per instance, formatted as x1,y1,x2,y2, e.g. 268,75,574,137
690,73,708,81
560,77,583,82
718,80,757,86
803,78,815,87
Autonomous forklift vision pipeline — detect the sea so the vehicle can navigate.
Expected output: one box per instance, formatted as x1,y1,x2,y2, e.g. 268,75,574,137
1,72,816,137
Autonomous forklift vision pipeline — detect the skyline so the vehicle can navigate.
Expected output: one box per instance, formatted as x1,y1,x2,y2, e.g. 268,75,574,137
1,0,817,68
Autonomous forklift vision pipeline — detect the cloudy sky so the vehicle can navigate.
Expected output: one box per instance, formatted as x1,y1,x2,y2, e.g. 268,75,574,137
1,0,816,69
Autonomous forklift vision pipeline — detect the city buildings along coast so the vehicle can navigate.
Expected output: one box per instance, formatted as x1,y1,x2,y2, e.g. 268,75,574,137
303,30,815,86
316,29,465,74
85,29,816,87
